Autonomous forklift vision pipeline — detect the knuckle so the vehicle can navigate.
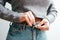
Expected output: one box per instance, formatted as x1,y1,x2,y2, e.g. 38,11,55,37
24,15,27,17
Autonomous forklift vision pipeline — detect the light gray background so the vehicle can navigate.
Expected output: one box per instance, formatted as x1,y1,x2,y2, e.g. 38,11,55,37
0,0,60,40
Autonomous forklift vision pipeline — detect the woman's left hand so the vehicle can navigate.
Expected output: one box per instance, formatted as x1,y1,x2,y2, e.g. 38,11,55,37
37,18,49,31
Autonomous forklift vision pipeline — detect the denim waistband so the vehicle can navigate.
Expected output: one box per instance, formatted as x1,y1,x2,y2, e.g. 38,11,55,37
9,22,37,32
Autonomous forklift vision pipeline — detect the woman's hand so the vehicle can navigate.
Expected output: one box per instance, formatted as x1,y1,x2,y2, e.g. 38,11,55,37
20,11,35,26
35,18,49,31
37,18,49,31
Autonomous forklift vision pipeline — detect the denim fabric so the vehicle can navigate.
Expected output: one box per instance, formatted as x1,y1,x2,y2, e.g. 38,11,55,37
6,23,47,40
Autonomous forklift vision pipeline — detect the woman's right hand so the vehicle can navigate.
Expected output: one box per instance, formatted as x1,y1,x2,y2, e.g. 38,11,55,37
20,11,35,26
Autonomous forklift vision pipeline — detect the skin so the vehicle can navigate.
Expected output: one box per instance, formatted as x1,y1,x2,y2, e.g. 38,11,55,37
20,11,35,26
36,18,49,31
20,11,49,31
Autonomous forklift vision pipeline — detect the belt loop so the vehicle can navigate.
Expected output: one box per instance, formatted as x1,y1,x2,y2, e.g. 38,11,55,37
22,23,26,31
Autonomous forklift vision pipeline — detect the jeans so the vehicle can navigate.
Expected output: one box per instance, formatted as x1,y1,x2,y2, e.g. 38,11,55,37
6,23,47,40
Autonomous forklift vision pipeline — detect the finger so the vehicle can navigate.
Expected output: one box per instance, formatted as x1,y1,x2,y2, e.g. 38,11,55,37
28,11,35,24
37,23,43,30
41,23,49,30
42,21,49,27
37,23,42,29
24,15,32,26
28,11,35,20
26,12,33,25
40,20,46,26
26,11,35,25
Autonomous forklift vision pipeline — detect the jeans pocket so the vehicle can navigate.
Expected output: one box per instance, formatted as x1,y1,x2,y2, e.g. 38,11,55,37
9,24,22,36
